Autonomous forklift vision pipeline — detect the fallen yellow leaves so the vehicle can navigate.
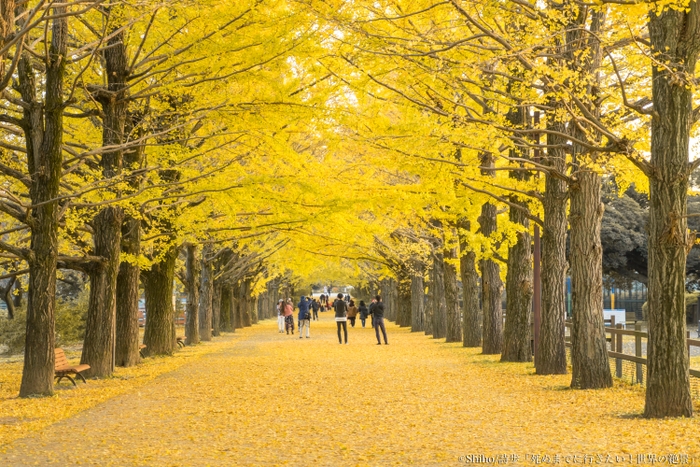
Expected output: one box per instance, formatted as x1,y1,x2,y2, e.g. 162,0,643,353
1,317,700,465
0,332,240,450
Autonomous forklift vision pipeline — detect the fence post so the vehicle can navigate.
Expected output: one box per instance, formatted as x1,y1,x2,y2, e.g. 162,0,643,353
635,322,643,384
615,323,623,378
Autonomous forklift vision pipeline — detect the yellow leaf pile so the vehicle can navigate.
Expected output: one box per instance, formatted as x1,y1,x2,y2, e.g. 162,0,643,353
1,317,700,465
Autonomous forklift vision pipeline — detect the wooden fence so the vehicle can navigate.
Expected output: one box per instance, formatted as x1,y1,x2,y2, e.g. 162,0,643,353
564,316,700,383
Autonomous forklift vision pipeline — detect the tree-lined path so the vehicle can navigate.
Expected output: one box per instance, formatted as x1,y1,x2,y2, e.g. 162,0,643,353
1,317,698,466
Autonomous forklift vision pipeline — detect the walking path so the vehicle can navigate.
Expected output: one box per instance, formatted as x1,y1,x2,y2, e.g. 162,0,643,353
1,315,699,466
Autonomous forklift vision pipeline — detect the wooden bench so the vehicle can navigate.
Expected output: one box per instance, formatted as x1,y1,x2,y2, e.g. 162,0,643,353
139,344,147,358
176,336,185,348
54,348,90,386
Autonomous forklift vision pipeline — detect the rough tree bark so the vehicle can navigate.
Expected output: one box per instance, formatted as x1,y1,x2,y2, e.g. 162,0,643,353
82,207,122,377
424,270,434,336
212,283,221,337
18,7,67,397
241,279,252,327
537,119,568,374
479,202,503,355
142,246,178,355
644,4,700,418
198,244,214,341
444,245,462,343
410,260,425,332
82,7,130,377
115,216,141,367
458,220,481,347
431,251,447,339
397,277,411,328
220,285,232,332
185,244,200,345
501,204,532,362
569,170,611,388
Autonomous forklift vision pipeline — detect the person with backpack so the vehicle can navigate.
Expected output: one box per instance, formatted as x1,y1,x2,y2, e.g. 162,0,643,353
334,293,349,344
370,295,388,345
358,300,369,328
297,296,311,338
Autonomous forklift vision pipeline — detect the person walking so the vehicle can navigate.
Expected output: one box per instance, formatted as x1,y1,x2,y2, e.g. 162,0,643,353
358,300,369,328
369,297,376,328
334,293,349,344
347,300,359,327
298,296,311,338
284,298,295,335
277,299,285,333
312,298,319,320
370,295,388,345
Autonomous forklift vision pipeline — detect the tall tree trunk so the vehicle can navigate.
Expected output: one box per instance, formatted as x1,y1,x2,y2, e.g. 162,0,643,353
185,244,200,345
82,8,129,378
644,5,699,418
233,281,242,329
479,202,503,355
537,122,568,374
569,170,611,388
458,220,481,347
212,283,221,337
220,285,232,332
424,271,434,336
444,246,462,342
142,246,178,355
241,279,252,327
198,244,213,341
410,260,425,332
431,251,447,339
501,203,533,362
82,207,122,377
397,278,411,327
115,216,141,367
18,7,67,397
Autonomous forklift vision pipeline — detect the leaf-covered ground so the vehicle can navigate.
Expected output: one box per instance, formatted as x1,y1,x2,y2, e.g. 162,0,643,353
1,316,699,466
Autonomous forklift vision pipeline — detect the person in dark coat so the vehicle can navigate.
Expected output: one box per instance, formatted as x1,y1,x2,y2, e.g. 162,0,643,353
358,300,369,328
334,293,349,344
370,295,388,345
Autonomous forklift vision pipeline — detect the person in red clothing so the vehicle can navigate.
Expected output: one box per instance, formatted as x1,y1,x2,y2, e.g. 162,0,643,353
283,298,295,335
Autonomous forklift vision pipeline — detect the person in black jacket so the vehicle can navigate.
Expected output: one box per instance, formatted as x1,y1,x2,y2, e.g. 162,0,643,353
370,295,388,345
334,293,348,344
358,300,369,328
